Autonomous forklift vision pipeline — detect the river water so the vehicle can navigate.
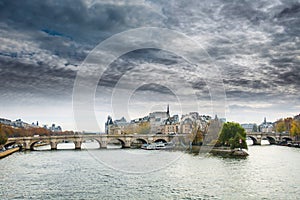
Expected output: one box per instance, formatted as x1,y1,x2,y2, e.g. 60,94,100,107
1,144,300,200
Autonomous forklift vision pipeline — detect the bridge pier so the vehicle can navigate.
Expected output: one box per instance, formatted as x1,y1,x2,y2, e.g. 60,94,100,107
75,141,82,150
148,137,154,144
100,141,107,149
255,138,261,145
50,142,57,150
23,140,31,150
124,138,131,148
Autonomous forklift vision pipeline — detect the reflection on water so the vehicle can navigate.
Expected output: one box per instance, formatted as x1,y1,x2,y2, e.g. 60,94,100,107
106,144,122,149
246,138,271,146
246,138,254,146
34,144,51,150
82,141,100,149
57,143,75,149
34,141,102,150
261,138,270,145
1,145,300,199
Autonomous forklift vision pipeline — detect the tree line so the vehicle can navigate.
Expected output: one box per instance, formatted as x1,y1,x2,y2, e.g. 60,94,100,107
275,116,300,140
0,123,75,146
188,120,247,149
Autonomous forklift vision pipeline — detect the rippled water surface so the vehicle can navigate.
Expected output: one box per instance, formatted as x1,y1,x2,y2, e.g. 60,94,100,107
1,145,300,199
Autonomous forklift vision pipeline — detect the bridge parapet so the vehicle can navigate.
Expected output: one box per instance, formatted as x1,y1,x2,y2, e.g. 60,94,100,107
5,134,181,150
246,132,293,145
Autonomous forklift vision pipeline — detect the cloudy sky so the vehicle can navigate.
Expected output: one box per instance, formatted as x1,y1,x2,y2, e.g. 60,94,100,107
0,0,299,132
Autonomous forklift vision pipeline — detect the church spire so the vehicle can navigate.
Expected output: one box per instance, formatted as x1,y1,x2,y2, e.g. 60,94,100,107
167,104,170,117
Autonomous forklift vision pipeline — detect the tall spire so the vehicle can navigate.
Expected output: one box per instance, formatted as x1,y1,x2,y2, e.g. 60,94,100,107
167,104,170,117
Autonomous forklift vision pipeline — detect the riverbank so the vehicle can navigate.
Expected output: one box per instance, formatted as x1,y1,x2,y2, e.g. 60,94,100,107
0,147,20,159
188,145,249,157
209,147,249,157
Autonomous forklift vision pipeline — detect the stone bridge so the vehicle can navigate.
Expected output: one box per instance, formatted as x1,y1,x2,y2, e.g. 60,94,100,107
5,134,183,150
246,132,293,145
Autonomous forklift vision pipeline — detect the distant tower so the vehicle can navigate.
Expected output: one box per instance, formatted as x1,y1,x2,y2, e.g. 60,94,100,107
105,116,114,134
214,114,218,120
264,117,266,124
36,121,39,126
167,104,170,117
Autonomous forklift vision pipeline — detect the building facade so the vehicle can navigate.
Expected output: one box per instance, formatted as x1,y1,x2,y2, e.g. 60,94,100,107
105,106,212,135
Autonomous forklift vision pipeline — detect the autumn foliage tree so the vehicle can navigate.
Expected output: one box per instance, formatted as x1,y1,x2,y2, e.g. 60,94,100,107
276,119,286,133
0,125,8,146
188,122,204,145
275,117,296,134
123,122,151,134
136,122,151,134
0,123,75,140
290,120,300,140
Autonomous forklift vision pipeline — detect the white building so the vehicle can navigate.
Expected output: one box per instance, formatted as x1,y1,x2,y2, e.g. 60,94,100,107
0,118,12,126
259,117,274,133
49,124,62,132
241,123,255,133
180,113,211,134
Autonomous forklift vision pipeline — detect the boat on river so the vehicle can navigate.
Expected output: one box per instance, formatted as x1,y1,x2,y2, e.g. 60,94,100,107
141,142,175,150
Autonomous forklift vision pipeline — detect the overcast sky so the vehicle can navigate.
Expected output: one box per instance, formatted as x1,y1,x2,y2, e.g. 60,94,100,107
0,0,299,132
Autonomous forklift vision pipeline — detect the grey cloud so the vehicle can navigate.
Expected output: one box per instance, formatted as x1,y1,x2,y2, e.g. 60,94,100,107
136,83,174,95
98,49,183,89
0,58,76,101
225,90,273,101
0,0,164,43
0,0,166,69
275,66,300,85
223,79,271,90
275,3,300,19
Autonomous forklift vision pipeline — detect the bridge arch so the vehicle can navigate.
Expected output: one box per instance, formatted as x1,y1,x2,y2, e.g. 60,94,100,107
130,138,148,148
154,138,168,143
55,139,78,150
92,138,102,148
29,140,50,150
4,141,17,148
107,138,126,148
82,138,101,149
131,138,148,144
266,136,276,144
247,136,259,145
282,136,292,142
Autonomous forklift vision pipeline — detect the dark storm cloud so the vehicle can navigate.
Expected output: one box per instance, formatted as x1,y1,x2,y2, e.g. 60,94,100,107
226,90,273,100
0,0,165,101
137,83,174,95
192,80,207,91
274,66,300,85
0,0,164,43
98,49,181,89
275,2,300,36
207,0,300,105
223,79,272,90
0,58,76,103
0,0,165,68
